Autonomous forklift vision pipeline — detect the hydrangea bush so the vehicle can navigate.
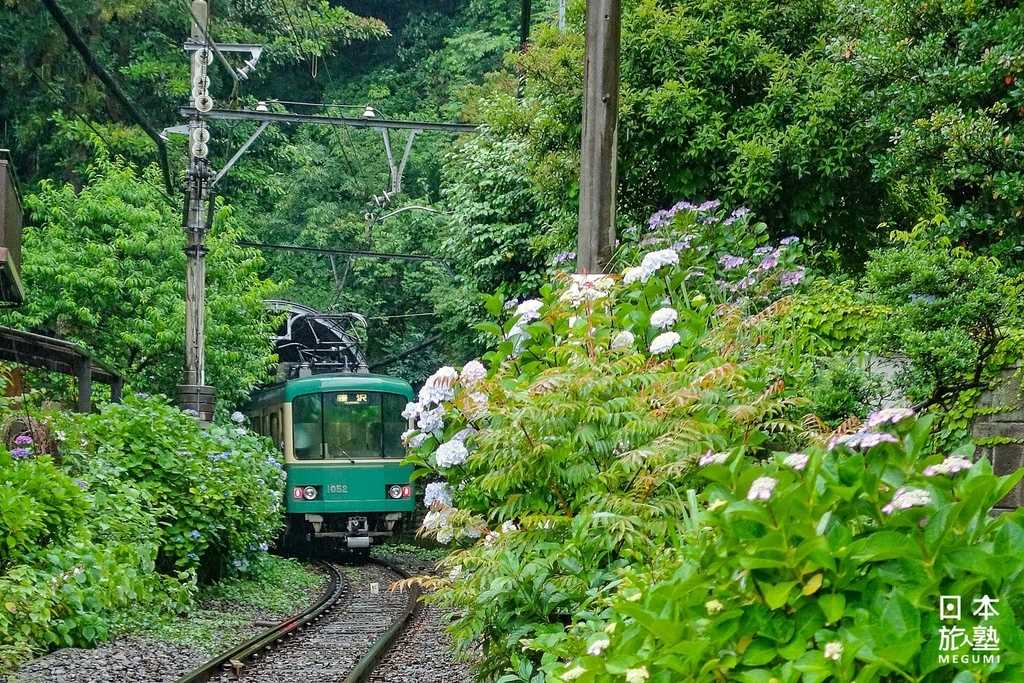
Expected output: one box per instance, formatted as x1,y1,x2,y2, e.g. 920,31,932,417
0,394,284,670
547,412,1024,681
403,202,818,678
55,395,285,579
405,201,1024,681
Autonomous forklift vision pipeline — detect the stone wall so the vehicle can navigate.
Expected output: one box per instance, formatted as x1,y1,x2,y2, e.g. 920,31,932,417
973,367,1024,511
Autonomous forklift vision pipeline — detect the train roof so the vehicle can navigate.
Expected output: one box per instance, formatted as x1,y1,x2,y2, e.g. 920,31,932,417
248,373,414,408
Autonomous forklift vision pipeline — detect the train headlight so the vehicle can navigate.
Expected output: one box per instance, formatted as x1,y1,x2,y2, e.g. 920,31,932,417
387,484,403,499
302,486,318,501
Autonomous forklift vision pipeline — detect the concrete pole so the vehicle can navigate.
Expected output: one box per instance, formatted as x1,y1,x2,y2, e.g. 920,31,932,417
179,0,216,422
576,0,620,274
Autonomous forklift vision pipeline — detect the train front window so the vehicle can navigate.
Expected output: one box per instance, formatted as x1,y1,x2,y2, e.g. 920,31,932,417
324,391,381,459
291,391,408,460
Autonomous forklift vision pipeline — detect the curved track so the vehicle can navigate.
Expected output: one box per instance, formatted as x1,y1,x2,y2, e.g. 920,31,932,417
174,558,418,683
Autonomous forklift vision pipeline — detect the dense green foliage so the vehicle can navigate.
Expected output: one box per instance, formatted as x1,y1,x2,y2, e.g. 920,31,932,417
401,203,1024,681
2,157,279,406
0,395,282,671
546,415,1024,682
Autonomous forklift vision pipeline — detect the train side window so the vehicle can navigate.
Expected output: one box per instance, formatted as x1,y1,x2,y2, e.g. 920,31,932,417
382,393,407,457
270,411,281,447
292,394,324,460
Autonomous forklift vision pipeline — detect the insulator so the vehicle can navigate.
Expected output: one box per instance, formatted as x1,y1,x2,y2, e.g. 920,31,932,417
191,142,209,158
195,95,214,113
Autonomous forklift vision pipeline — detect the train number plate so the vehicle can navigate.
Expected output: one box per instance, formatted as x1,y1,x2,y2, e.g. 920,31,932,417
327,483,348,494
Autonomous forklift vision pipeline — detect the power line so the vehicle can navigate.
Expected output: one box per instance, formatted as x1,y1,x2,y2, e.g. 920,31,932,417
39,0,174,195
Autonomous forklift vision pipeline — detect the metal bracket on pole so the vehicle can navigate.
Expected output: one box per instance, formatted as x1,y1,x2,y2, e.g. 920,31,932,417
211,121,270,187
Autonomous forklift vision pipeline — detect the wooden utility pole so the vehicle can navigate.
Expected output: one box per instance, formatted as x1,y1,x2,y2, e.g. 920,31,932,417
576,0,620,274
178,0,216,422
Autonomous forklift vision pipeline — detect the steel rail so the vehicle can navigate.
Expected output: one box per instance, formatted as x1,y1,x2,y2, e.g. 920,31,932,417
171,557,419,683
341,557,420,683
173,560,345,683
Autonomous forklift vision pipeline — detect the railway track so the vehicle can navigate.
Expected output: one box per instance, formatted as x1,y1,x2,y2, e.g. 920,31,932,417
174,558,418,683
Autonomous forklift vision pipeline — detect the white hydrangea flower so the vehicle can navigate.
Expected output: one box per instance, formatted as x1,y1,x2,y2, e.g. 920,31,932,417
436,527,454,544
409,433,429,448
625,667,650,683
923,456,973,477
448,565,462,581
705,599,724,614
419,366,458,405
610,330,635,350
640,248,679,273
515,299,544,322
483,531,500,546
881,487,931,514
561,274,614,305
500,520,518,534
460,360,486,387
421,507,451,531
587,638,610,656
747,476,777,501
650,307,678,330
622,266,652,285
699,450,729,466
230,411,246,424
401,401,422,421
649,331,681,354
417,404,445,434
435,439,469,468
824,641,843,661
424,481,453,508
561,666,587,681
400,429,419,446
783,452,809,471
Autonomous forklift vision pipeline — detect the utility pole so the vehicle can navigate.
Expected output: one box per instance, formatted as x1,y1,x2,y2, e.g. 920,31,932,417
178,0,216,422
575,0,620,274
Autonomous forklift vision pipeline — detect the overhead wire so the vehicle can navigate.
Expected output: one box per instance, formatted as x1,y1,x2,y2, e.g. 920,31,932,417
30,69,178,208
38,0,174,195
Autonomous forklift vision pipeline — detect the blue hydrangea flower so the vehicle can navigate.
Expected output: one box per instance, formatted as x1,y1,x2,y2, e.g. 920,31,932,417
189,529,201,540
11,447,31,459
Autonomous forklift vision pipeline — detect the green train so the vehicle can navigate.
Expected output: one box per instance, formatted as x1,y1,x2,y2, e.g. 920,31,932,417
247,373,415,551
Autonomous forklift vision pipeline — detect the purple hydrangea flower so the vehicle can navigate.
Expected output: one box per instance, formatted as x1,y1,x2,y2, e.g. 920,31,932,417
552,251,576,265
780,268,806,287
780,236,800,245
699,450,729,466
697,200,722,212
73,479,88,490
719,254,747,270
10,447,31,459
758,250,780,271
14,435,32,446
865,407,915,429
828,431,899,451
753,246,773,258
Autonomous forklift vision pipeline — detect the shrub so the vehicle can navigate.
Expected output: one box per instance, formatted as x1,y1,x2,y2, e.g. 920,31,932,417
864,227,1024,412
547,413,1024,681
0,450,85,570
55,395,285,580
404,202,816,678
